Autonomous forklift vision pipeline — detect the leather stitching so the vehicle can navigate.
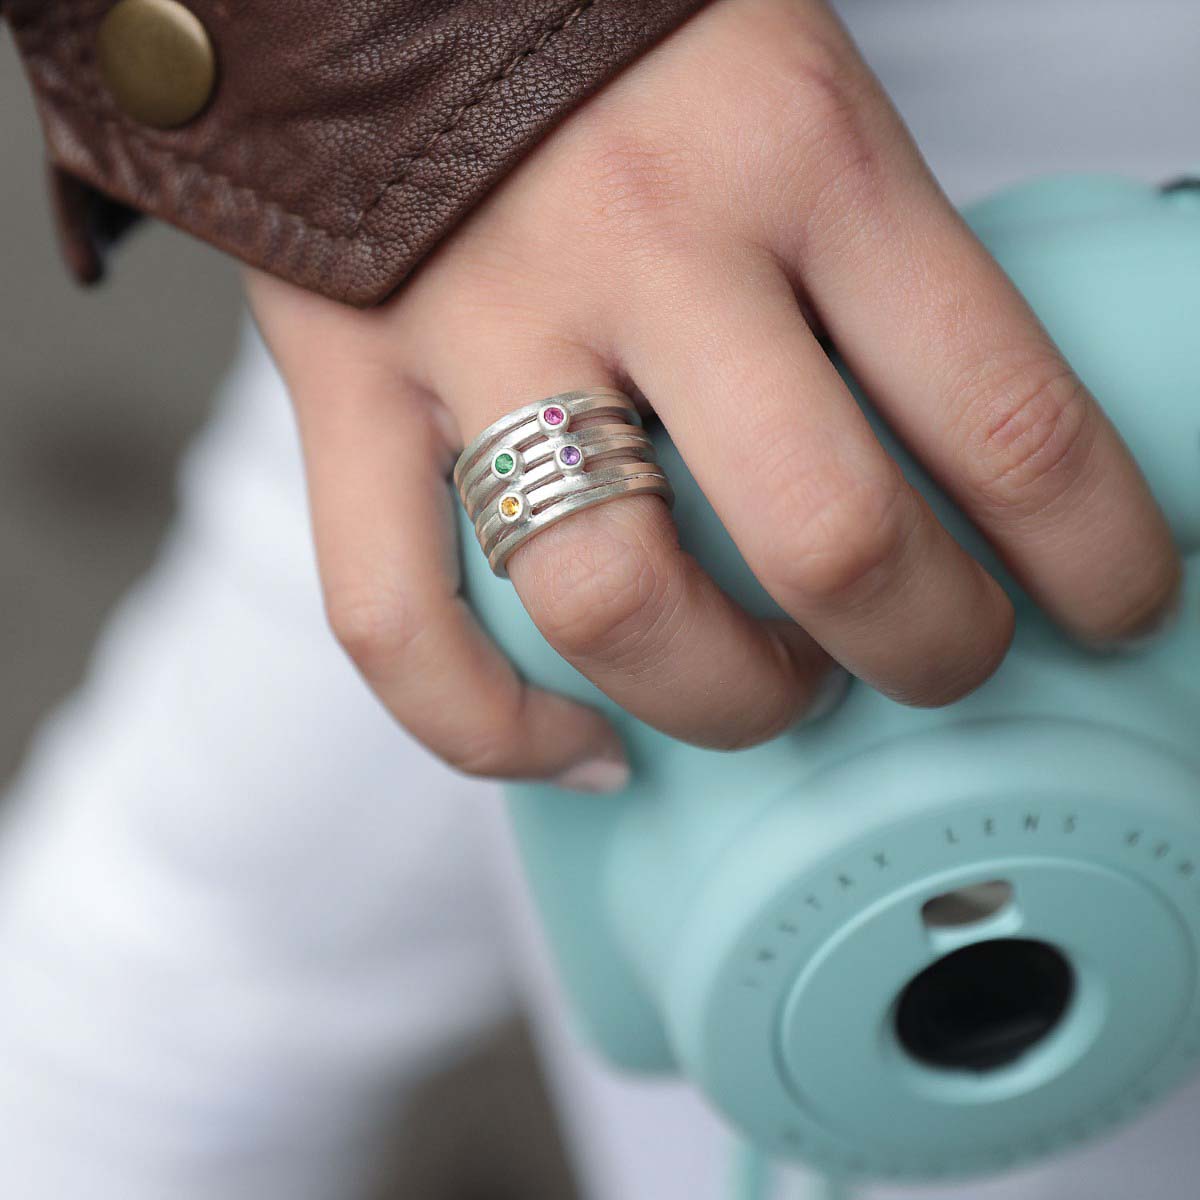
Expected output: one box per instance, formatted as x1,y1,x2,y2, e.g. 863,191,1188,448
349,0,599,239
18,19,351,243
32,91,353,244
23,0,602,254
17,0,616,299
19,9,350,242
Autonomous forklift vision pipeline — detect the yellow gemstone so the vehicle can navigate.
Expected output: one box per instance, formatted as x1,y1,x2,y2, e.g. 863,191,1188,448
500,496,522,519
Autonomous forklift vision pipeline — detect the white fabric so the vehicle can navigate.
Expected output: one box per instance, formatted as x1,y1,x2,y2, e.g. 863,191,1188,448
1,4,1199,1199
835,0,1200,205
0,344,515,1199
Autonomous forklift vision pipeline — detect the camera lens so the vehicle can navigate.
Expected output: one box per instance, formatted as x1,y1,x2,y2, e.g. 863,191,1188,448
896,939,1074,1073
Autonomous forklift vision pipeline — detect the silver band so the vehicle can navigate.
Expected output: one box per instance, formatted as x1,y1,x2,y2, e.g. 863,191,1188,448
454,389,673,577
453,389,638,490
461,426,655,523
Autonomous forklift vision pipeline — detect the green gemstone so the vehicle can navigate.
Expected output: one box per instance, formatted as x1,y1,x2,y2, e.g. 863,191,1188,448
494,452,516,476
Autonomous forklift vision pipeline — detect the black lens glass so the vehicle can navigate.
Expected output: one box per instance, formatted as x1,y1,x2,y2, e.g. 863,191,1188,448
896,938,1074,1073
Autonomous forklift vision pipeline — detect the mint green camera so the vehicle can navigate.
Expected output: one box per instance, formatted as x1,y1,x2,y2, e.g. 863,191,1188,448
460,175,1200,1182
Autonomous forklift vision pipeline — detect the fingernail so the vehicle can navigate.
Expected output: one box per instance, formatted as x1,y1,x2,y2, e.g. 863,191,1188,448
1105,588,1186,655
804,664,852,722
554,751,632,794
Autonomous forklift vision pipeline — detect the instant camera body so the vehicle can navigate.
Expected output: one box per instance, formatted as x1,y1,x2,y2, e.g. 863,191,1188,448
462,174,1200,1185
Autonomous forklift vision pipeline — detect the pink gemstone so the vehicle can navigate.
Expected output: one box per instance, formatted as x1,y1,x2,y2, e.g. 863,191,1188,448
560,445,582,467
543,405,565,426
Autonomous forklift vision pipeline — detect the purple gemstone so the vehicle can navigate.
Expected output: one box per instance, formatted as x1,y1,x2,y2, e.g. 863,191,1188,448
560,445,582,467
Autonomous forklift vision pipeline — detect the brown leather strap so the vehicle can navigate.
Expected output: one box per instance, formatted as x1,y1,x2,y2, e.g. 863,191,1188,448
5,0,711,306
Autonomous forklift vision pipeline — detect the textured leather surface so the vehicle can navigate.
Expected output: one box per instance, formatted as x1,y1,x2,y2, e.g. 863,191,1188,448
4,0,711,305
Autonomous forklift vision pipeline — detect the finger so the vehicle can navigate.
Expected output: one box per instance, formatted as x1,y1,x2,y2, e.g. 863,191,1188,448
250,277,631,791
619,248,1015,707
769,52,1183,646
430,335,847,750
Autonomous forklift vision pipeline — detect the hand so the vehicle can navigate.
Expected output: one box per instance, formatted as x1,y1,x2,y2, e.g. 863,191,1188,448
247,0,1182,792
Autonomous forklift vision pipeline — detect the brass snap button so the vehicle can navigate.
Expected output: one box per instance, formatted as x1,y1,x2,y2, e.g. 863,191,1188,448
97,0,215,130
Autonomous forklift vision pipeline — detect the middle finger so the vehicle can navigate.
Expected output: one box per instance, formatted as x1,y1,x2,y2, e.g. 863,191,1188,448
620,248,1016,706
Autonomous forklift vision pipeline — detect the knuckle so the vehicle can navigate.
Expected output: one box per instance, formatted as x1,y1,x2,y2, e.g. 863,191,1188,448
524,528,677,667
325,585,419,677
759,10,867,116
960,356,1097,517
570,126,698,244
765,477,919,607
769,37,887,235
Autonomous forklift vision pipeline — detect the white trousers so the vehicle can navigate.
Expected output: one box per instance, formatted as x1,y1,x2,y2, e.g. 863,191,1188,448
2,4,1199,1197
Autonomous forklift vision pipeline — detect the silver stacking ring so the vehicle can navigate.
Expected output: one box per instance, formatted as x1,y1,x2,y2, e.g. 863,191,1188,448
454,388,673,577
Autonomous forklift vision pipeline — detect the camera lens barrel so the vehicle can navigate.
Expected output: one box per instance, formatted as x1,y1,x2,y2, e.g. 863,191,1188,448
654,720,1200,1181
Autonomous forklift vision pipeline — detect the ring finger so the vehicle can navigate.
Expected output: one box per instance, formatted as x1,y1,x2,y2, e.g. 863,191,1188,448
433,335,848,750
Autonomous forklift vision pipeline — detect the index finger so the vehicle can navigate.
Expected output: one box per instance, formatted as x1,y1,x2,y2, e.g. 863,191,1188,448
775,71,1183,646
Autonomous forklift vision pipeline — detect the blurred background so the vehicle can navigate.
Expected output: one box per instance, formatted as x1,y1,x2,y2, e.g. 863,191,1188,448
0,29,574,1200
6,6,1198,1197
